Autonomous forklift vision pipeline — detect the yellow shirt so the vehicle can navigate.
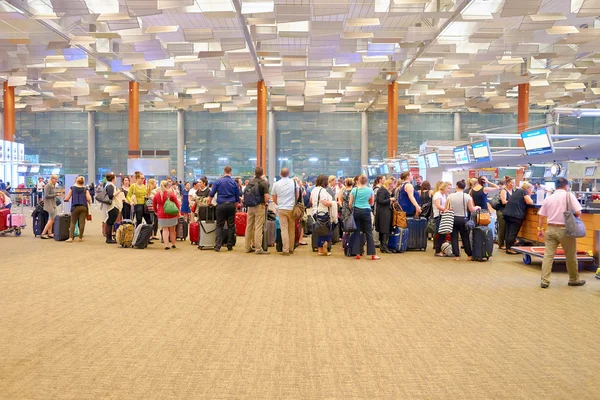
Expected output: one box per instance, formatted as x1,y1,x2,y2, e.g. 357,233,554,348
127,184,147,205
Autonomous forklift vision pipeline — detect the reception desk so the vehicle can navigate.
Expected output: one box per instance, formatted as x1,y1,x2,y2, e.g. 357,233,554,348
518,205,600,259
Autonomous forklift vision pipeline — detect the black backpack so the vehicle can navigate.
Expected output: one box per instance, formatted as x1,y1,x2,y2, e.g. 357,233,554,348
243,181,262,207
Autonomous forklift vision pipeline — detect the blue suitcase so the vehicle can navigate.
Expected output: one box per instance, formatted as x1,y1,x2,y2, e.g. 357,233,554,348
407,217,428,251
388,226,409,253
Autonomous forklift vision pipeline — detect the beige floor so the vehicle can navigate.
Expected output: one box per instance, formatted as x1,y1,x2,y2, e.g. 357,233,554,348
1,207,599,399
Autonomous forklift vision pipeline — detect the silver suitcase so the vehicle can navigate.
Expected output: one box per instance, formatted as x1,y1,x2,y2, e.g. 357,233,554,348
198,221,216,249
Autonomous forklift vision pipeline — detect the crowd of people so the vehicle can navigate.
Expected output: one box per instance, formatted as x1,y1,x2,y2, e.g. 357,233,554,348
22,166,588,288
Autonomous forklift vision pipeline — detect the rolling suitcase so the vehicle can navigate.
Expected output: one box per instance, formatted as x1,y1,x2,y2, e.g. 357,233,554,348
471,226,493,261
116,221,135,247
32,209,48,237
388,226,409,253
53,214,71,241
199,213,217,249
190,222,200,245
235,212,247,237
311,232,332,252
267,220,276,247
343,231,364,257
176,217,188,241
132,223,153,249
7,213,25,227
407,217,428,251
0,209,9,231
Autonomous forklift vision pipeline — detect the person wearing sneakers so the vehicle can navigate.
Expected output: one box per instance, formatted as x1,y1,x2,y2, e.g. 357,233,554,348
349,174,380,261
63,176,92,242
538,177,586,289
244,167,270,255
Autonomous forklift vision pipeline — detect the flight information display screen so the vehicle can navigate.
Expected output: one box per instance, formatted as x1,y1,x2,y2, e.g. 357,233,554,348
454,146,470,165
471,141,492,162
521,128,554,156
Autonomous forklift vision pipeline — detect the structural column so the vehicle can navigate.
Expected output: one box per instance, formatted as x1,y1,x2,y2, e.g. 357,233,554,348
387,81,398,158
453,112,461,141
517,83,529,146
128,81,139,157
177,109,184,182
87,111,95,184
361,112,368,167
257,80,267,170
267,111,276,184
3,81,15,141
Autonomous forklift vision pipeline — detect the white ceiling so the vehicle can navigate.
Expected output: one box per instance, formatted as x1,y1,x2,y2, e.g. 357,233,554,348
1,0,599,113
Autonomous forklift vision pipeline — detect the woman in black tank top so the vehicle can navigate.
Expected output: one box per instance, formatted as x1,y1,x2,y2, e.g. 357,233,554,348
503,183,534,254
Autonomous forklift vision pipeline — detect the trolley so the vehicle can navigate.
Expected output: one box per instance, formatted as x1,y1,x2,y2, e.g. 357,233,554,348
511,246,595,270
0,197,27,237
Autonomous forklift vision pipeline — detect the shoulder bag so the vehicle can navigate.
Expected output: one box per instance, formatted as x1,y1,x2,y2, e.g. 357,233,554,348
564,193,586,238
313,189,331,236
438,197,454,234
163,192,179,216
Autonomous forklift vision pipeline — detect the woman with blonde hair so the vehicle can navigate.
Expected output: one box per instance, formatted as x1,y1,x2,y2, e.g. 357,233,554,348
40,174,59,239
503,182,534,254
152,180,181,250
433,181,452,256
63,176,92,242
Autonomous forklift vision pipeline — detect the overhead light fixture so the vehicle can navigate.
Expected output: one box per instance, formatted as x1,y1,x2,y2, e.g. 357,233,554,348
309,157,319,162
339,158,349,162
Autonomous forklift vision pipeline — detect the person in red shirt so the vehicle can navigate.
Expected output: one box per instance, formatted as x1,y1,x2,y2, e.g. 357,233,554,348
537,177,586,289
153,180,181,250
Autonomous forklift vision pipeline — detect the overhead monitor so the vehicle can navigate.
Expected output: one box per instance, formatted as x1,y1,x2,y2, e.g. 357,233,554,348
381,164,390,174
368,166,377,178
417,155,427,170
543,168,552,178
453,145,470,165
362,167,368,177
17,165,27,173
521,127,554,156
393,161,401,173
523,170,532,179
426,152,439,169
401,159,410,172
584,166,596,176
51,168,60,175
471,141,492,162
30,165,40,174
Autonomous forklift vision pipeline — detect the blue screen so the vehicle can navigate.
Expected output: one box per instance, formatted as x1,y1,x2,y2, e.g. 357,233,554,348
471,141,492,162
454,146,470,165
401,160,410,172
521,128,554,156
417,155,427,170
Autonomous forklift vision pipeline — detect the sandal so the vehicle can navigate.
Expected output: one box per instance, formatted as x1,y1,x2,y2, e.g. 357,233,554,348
453,257,460,261
506,249,518,255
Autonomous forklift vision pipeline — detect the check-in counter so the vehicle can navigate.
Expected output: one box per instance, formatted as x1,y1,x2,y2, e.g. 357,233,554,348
518,205,600,259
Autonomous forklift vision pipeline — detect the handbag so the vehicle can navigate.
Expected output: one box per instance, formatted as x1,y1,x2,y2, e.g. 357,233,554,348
292,181,305,220
564,193,586,238
462,194,475,229
475,210,491,226
438,210,455,234
341,207,356,232
392,202,407,229
163,192,179,215
55,197,61,206
314,212,331,236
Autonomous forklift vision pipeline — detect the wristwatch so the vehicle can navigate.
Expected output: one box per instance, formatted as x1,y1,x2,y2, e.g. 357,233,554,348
537,227,544,231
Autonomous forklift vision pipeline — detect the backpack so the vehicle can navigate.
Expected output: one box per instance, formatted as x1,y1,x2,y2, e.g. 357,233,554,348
95,185,112,204
116,221,135,247
243,180,262,207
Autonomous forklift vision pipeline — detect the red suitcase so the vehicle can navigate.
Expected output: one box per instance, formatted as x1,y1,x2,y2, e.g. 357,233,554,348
0,209,9,231
190,222,200,245
235,212,247,237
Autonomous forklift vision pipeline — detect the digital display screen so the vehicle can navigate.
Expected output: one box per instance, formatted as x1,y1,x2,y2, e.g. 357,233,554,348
393,161,401,173
543,168,552,178
51,168,60,175
426,153,439,169
362,167,368,177
524,170,532,178
401,160,410,172
380,164,390,175
417,155,427,171
17,165,27,173
368,167,377,177
471,141,492,162
521,128,554,156
30,165,40,173
584,166,596,177
454,146,470,165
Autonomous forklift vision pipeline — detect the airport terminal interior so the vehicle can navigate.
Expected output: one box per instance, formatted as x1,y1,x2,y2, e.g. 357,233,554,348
1,0,600,398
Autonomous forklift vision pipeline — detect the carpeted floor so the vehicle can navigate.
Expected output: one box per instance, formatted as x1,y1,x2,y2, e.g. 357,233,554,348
1,207,599,399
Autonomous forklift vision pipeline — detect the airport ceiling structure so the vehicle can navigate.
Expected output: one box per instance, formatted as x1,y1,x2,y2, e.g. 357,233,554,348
0,0,600,114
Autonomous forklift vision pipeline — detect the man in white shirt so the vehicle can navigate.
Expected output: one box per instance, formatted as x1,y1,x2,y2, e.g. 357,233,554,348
271,168,299,256
537,178,585,288
36,177,45,207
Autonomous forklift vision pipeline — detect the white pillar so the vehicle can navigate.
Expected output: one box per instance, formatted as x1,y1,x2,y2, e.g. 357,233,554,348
177,109,184,182
453,112,461,141
361,112,368,166
267,111,276,184
87,111,95,184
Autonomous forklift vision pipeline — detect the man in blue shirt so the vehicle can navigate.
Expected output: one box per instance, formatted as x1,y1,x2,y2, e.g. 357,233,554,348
208,166,240,251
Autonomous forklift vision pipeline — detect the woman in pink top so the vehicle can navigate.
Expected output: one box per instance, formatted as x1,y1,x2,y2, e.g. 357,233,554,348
153,180,181,250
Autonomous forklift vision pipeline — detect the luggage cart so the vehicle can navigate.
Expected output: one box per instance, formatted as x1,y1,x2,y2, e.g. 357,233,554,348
511,246,595,270
0,202,26,237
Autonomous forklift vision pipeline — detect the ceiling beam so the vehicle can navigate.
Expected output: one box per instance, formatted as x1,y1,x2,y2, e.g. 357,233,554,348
231,0,264,82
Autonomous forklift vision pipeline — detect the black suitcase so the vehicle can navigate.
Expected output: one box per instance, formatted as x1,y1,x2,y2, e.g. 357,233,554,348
311,232,333,252
53,214,71,241
133,224,153,249
407,217,428,251
331,222,340,244
343,231,365,257
262,209,269,252
32,209,49,237
176,218,188,241
471,226,493,261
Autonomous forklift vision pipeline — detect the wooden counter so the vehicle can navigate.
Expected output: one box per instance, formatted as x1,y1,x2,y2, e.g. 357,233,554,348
518,205,600,256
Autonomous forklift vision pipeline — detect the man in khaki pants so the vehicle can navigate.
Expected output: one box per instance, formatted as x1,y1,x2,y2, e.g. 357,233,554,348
244,167,270,255
537,178,586,289
271,168,299,256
